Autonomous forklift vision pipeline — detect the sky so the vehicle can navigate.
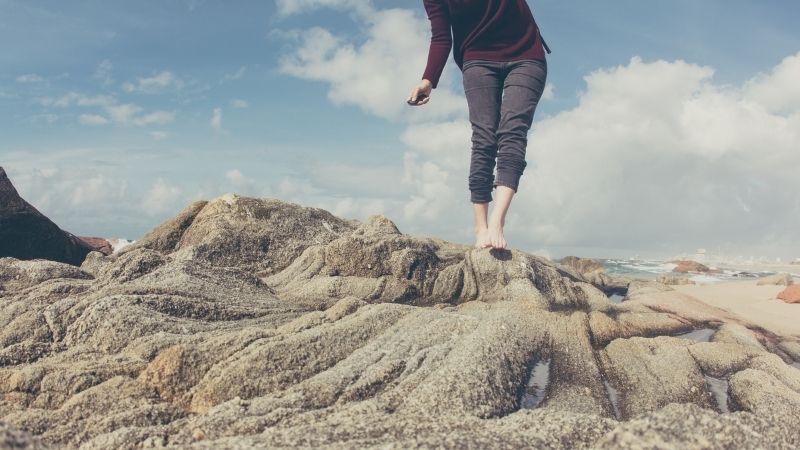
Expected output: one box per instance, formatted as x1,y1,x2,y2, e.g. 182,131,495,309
1,0,799,261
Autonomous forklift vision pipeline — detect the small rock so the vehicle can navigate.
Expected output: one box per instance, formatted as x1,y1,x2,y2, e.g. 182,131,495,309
756,272,793,286
777,285,800,304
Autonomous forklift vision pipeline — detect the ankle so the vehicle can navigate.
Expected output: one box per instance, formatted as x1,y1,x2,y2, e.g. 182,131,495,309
488,216,505,227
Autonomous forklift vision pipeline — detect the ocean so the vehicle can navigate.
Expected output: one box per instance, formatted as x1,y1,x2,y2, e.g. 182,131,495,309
598,258,800,284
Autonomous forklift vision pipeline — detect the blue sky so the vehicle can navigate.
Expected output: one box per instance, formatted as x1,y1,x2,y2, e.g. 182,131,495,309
2,0,799,261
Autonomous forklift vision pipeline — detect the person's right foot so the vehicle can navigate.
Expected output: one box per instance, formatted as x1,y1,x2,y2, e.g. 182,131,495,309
475,227,492,248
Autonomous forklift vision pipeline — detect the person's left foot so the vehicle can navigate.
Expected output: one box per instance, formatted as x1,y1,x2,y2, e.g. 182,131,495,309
475,227,492,248
487,218,507,249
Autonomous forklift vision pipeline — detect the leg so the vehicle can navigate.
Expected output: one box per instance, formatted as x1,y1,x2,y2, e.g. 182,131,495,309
489,59,547,249
463,61,503,205
473,202,491,248
462,61,504,248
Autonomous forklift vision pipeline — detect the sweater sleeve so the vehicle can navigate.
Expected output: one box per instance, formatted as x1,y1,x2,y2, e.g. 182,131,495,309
421,0,452,89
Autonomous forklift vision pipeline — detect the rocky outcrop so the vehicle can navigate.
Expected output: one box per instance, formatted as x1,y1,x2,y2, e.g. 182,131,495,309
0,167,94,266
558,255,626,295
1,194,799,449
77,237,113,256
560,256,604,274
756,272,794,286
777,285,800,304
656,273,694,285
671,260,711,273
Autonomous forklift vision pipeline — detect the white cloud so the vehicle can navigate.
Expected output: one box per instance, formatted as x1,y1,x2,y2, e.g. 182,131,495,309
330,196,386,219
122,71,184,94
79,114,110,126
514,56,799,253
210,107,223,132
542,83,555,101
276,8,465,122
92,59,114,85
132,110,175,126
276,3,800,258
224,169,263,196
26,114,59,124
230,99,249,108
70,174,128,207
743,52,800,115
39,91,173,127
16,73,44,83
223,66,247,81
150,131,170,140
141,178,182,215
275,0,375,17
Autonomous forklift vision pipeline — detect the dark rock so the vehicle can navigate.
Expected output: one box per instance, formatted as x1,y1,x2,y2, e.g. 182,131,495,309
0,167,93,266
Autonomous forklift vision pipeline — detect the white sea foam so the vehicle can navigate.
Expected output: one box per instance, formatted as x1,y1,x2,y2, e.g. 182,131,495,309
689,274,723,285
111,238,135,254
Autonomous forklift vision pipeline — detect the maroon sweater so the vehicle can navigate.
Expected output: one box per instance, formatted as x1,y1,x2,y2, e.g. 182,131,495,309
421,0,547,89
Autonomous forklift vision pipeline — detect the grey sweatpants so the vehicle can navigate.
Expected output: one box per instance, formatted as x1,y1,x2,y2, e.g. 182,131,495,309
461,58,547,203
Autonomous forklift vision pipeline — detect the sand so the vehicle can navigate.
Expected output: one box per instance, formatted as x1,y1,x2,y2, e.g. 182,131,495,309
672,279,800,338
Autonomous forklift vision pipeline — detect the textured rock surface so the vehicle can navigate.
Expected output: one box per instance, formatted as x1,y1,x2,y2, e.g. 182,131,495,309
777,285,800,304
656,273,694,285
0,167,93,266
757,272,794,286
671,260,711,273
1,194,799,449
558,255,623,294
76,237,113,256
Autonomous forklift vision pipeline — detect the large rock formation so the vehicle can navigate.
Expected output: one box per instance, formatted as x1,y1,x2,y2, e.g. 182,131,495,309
1,193,799,449
671,260,712,273
558,255,628,295
0,167,95,266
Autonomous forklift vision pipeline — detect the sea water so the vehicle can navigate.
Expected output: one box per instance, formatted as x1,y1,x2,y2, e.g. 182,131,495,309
599,258,798,284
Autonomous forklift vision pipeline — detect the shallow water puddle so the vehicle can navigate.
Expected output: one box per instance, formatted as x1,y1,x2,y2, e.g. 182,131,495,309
521,358,550,409
602,378,622,420
608,293,625,304
674,328,715,342
705,375,730,413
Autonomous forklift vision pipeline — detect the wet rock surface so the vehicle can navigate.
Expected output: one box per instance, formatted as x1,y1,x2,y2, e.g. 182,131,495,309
1,194,799,449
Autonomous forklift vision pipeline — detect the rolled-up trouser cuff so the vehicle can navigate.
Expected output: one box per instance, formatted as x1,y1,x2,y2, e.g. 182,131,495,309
494,170,521,193
470,190,492,203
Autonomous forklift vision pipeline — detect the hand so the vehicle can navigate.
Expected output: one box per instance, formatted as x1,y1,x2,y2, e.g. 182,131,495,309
407,79,433,106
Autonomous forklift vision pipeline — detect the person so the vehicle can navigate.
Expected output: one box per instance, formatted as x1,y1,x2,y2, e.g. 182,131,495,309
408,0,549,250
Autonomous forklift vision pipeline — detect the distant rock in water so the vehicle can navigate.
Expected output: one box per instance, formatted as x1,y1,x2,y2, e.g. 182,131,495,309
670,260,711,273
0,166,94,266
77,236,114,256
1,193,799,449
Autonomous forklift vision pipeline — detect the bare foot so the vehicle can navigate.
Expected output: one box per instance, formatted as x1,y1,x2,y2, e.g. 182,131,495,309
475,227,491,248
487,219,507,249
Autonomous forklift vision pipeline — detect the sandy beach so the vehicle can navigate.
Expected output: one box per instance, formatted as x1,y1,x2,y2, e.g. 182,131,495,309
672,279,800,337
